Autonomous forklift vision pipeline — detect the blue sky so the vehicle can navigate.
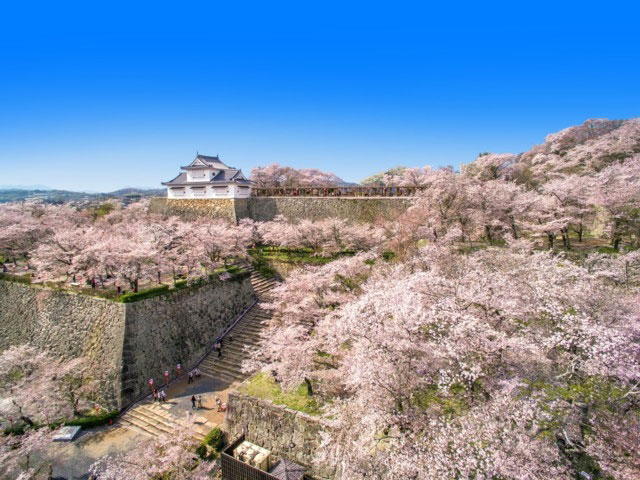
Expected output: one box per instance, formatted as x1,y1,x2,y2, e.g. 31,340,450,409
0,1,638,191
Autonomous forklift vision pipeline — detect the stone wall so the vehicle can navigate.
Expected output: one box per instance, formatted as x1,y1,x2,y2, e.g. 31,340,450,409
150,196,416,224
149,197,237,222
225,391,337,480
0,277,255,409
245,197,415,223
120,277,254,404
0,281,126,408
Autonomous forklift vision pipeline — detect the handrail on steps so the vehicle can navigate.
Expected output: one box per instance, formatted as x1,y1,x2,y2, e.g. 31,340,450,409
118,297,259,418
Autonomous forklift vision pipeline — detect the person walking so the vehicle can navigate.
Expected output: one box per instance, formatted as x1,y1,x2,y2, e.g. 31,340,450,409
197,395,203,409
195,367,201,379
215,396,222,412
153,388,158,402
188,371,193,384
191,395,197,410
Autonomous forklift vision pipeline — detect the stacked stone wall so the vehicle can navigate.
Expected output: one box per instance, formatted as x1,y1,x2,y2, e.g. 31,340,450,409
150,196,415,224
0,278,255,409
225,391,337,479
120,278,254,404
0,281,126,408
149,197,237,222
246,196,415,223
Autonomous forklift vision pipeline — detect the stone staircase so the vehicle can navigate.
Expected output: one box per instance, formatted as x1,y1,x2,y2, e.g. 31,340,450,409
249,267,279,300
118,268,278,439
119,401,214,442
198,268,277,383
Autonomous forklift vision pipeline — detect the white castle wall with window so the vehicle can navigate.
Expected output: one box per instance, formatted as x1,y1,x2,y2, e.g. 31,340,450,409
163,154,254,199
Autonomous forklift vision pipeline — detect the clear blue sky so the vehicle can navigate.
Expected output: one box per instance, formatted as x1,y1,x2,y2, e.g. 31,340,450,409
0,1,638,191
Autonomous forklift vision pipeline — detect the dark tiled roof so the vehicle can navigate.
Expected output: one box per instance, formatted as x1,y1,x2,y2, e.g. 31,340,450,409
269,459,306,480
162,173,188,186
163,170,253,186
194,154,230,170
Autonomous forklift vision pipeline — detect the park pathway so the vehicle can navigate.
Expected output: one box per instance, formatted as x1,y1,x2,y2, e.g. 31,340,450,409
118,267,278,440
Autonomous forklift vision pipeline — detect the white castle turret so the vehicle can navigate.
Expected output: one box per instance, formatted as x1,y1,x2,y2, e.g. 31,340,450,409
162,154,253,199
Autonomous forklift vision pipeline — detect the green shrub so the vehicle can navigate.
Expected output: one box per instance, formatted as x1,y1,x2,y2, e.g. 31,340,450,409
174,279,188,289
196,427,225,460
203,426,225,451
382,251,396,261
195,443,212,460
65,410,119,428
118,284,170,303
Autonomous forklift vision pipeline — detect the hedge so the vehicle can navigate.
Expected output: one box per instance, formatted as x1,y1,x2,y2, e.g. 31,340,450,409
65,410,119,428
118,284,170,303
0,272,32,284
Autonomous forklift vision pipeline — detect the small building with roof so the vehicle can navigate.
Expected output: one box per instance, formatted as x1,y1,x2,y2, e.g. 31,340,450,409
162,154,253,199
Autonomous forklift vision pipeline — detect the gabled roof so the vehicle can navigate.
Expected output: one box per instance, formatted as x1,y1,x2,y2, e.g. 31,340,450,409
162,169,253,186
269,458,306,480
162,173,188,186
211,169,252,184
182,154,230,170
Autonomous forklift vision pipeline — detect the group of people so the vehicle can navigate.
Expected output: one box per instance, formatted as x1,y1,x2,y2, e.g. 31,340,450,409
190,394,204,410
187,367,201,383
152,388,167,402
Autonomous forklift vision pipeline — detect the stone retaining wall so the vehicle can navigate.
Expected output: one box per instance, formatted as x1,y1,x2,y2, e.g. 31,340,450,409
245,196,415,223
225,391,337,479
0,281,126,408
149,196,415,224
120,278,254,405
0,278,255,409
149,197,237,222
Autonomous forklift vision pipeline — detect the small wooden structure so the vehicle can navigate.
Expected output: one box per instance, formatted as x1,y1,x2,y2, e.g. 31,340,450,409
221,435,308,480
253,186,426,197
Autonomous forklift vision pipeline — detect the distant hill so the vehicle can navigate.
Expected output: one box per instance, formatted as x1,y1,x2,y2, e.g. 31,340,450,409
0,187,166,203
0,184,52,191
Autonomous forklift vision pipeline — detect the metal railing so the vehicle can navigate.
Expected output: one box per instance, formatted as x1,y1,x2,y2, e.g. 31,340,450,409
253,186,426,197
117,298,258,418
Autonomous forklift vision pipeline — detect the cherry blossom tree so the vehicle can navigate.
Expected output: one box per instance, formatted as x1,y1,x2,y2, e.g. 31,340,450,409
589,155,640,249
251,163,345,187
89,421,216,480
251,244,640,479
0,345,98,428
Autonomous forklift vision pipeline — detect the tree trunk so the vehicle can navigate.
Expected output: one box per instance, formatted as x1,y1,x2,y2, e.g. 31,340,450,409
510,218,518,240
547,233,555,250
577,223,583,243
614,236,621,251
303,377,313,396
561,228,571,250
485,225,493,246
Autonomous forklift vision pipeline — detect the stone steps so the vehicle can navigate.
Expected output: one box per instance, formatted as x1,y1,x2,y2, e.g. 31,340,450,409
195,269,277,383
119,402,213,442
120,268,279,439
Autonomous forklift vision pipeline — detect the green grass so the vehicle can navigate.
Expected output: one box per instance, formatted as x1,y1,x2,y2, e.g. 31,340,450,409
249,246,356,266
118,284,170,303
240,372,321,415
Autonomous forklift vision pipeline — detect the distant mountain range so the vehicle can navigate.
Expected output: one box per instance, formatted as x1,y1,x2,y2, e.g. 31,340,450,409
0,187,166,203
